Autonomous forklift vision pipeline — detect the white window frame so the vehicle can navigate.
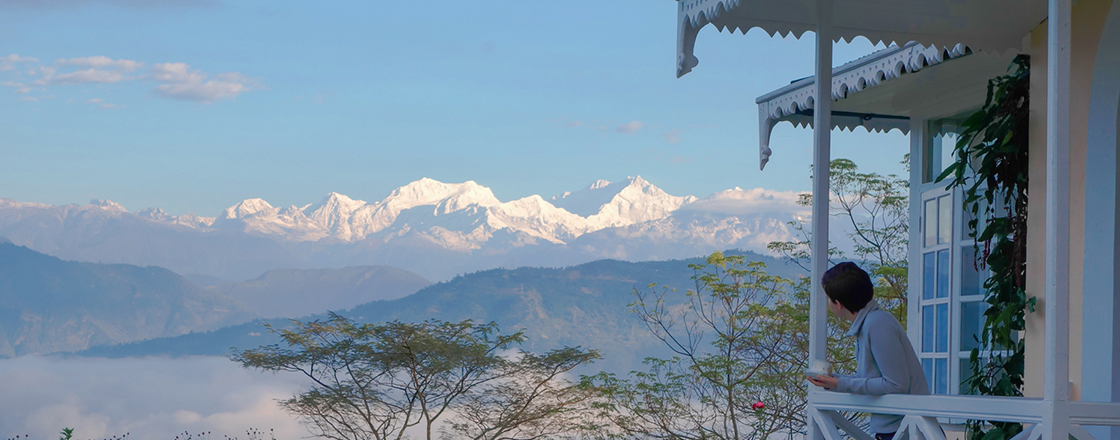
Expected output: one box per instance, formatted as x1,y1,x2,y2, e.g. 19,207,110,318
910,113,991,397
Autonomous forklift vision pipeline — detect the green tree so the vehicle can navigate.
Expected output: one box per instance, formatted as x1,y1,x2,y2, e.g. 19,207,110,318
763,156,911,432
233,313,599,440
587,157,910,439
447,347,601,440
768,157,910,324
585,253,853,440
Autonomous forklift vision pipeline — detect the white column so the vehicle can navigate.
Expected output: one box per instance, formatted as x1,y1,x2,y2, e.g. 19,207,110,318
807,3,833,440
1082,5,1120,440
1044,0,1071,439
809,0,833,366
906,119,925,347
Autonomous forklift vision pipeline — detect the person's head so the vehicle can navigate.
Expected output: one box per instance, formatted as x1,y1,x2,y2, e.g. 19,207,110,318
822,262,874,314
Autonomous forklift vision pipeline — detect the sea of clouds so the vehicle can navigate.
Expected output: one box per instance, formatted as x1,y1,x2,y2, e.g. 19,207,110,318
0,356,307,439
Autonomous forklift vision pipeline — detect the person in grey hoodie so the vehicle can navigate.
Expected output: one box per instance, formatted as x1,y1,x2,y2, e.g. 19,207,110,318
807,262,929,440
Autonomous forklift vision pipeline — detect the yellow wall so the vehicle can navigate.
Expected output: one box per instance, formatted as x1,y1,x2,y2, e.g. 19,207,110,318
1023,0,1113,400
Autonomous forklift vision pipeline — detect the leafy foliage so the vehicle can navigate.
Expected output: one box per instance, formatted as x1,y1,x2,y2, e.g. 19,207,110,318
767,157,910,325
233,314,599,440
583,253,855,439
936,54,1033,440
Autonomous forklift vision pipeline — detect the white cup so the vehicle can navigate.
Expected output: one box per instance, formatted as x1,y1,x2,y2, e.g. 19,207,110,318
806,359,831,377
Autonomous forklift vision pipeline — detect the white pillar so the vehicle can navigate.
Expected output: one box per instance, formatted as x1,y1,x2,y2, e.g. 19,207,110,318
906,119,925,347
1043,0,1071,439
808,1,833,438
809,0,833,365
1082,4,1120,440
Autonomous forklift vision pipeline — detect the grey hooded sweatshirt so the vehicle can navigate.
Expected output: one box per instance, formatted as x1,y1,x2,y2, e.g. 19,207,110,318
834,300,930,434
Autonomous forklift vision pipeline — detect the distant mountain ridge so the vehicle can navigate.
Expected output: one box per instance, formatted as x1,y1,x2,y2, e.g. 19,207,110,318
80,250,808,373
208,266,430,319
0,178,807,281
0,243,255,357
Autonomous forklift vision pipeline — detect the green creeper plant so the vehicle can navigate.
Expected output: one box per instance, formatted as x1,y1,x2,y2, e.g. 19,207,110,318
936,54,1034,440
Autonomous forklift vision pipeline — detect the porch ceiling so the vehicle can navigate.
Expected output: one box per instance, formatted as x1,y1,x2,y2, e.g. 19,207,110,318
677,0,1045,77
755,41,1014,169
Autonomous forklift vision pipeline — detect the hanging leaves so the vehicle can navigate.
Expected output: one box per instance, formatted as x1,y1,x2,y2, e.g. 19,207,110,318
936,54,1034,440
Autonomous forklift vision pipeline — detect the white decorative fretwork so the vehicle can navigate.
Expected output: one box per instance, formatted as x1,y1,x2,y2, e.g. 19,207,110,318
755,41,969,170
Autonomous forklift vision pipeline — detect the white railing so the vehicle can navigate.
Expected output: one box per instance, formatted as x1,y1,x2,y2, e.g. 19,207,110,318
807,391,1120,440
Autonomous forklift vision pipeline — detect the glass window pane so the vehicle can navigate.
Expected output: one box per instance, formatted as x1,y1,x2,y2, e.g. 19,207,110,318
937,250,950,299
960,301,987,352
939,195,952,244
961,246,981,297
960,358,975,395
936,303,949,353
923,253,936,300
936,358,948,394
926,115,969,183
925,199,937,247
922,306,935,353
940,133,958,177
927,134,943,183
922,359,935,394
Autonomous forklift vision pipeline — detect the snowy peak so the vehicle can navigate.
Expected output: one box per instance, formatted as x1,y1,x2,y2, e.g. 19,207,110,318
306,192,365,226
385,178,500,212
89,199,126,212
221,198,276,219
586,176,697,228
138,207,170,221
175,212,216,228
550,179,629,217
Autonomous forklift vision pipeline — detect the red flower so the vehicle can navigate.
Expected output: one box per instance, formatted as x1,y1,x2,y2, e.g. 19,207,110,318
752,401,765,410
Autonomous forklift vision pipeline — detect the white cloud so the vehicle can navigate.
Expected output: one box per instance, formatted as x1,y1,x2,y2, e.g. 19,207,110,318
148,63,256,103
3,55,258,104
2,80,31,93
680,187,808,216
0,356,306,439
0,54,38,71
87,98,123,109
57,56,143,72
616,120,644,134
50,68,125,84
661,129,681,143
148,62,206,83
29,66,57,86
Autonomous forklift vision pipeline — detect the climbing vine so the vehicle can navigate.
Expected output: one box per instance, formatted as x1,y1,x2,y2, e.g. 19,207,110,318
937,54,1034,440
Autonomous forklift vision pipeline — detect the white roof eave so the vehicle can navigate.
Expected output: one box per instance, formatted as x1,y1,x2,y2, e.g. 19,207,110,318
755,41,971,170
676,0,1046,78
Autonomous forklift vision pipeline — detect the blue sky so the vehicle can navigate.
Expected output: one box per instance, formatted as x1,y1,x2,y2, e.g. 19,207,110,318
0,0,909,216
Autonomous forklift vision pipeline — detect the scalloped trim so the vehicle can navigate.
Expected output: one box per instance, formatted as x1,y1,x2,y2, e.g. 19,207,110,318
676,0,1031,77
755,41,968,170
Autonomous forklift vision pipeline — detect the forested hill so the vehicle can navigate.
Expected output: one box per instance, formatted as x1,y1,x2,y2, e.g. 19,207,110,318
0,243,254,357
81,250,808,372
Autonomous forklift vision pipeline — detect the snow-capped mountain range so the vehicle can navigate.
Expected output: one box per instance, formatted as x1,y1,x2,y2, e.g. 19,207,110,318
0,177,808,281
200,177,702,248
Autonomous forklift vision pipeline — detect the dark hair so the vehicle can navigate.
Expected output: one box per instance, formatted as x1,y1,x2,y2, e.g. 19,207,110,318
822,262,874,313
